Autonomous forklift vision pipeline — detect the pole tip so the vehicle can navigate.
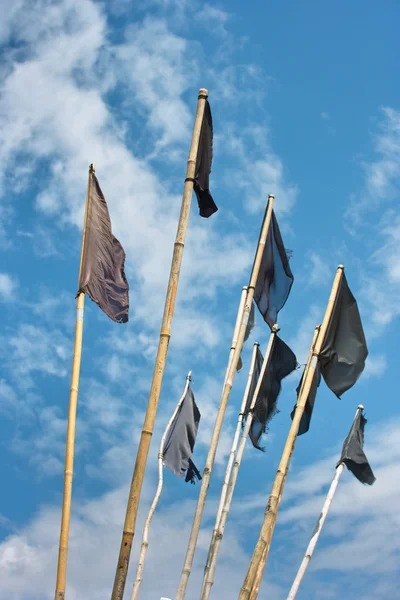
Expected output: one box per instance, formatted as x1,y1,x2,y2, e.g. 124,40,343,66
337,264,344,270
198,88,208,97
254,341,260,347
89,163,95,173
271,324,279,332
187,371,192,381
242,286,248,291
268,194,275,200
358,404,364,410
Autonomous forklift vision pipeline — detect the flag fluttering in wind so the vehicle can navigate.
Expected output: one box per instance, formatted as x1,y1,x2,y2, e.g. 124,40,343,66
254,210,294,329
319,273,367,397
291,364,321,436
193,100,218,218
163,386,202,484
78,172,129,323
337,409,375,485
246,337,297,450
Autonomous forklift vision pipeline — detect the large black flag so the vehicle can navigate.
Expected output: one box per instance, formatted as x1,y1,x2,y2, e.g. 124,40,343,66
78,172,129,323
246,337,297,450
319,273,368,398
291,363,321,435
163,386,202,484
337,410,375,485
193,100,218,218
254,210,294,329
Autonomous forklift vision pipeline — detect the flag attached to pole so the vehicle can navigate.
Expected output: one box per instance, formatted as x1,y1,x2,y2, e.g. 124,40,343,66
254,210,294,329
291,364,321,435
246,337,297,450
337,409,375,485
319,273,367,397
78,171,129,323
163,386,202,484
193,100,218,218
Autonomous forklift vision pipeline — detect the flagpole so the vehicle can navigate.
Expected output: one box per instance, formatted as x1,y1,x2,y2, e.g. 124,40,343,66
202,327,278,600
201,340,260,597
111,89,210,600
239,265,345,600
286,404,364,600
176,195,275,600
130,372,192,600
54,164,94,600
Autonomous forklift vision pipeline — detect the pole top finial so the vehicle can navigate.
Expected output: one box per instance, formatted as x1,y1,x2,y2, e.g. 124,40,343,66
186,371,192,381
198,88,208,98
242,286,248,291
271,324,279,332
268,194,275,200
337,264,344,270
254,341,260,347
358,404,364,410
89,163,95,173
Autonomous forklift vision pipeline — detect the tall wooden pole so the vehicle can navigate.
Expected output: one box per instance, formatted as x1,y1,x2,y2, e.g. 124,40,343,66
54,164,94,600
175,196,275,600
110,89,210,600
130,373,192,600
286,404,364,600
202,327,278,600
238,265,344,600
201,341,260,598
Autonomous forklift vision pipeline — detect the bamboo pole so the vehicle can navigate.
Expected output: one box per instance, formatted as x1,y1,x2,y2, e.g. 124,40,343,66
111,89,210,600
286,404,364,600
175,196,275,600
130,373,193,600
54,164,94,600
238,265,345,600
201,341,260,597
202,327,278,600
226,287,248,382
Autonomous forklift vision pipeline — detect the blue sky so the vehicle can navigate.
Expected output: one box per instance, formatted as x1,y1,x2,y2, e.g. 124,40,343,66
0,1,399,599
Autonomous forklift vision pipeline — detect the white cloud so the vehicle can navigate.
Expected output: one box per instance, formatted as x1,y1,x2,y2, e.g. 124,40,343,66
0,273,17,301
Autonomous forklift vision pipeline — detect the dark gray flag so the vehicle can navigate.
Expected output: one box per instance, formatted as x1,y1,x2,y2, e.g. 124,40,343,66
291,363,321,435
163,386,202,484
254,210,294,329
337,410,375,485
246,337,297,450
78,172,129,323
193,100,218,218
319,273,368,398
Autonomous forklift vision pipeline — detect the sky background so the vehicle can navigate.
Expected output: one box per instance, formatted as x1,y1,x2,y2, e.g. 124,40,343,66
0,1,399,599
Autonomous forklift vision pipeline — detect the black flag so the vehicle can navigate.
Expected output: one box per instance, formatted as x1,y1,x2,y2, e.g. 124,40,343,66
193,100,218,218
163,386,202,484
337,410,375,485
254,209,294,329
319,273,368,398
246,337,297,450
78,171,129,323
291,364,321,435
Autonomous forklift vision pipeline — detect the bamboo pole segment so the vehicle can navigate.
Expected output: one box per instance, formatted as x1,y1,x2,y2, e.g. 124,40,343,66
286,404,364,600
201,341,260,597
130,373,193,600
175,196,275,600
225,287,248,383
54,164,94,600
202,327,278,600
110,89,210,600
238,265,345,600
